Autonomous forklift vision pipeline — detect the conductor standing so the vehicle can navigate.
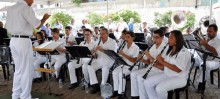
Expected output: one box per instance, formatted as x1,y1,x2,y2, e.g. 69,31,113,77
6,0,50,99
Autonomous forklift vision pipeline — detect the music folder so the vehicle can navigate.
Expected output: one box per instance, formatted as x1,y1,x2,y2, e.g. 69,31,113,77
103,50,129,66
65,46,92,58
33,41,63,55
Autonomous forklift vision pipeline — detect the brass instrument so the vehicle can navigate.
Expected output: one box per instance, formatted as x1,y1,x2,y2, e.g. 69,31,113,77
171,10,187,28
142,43,168,79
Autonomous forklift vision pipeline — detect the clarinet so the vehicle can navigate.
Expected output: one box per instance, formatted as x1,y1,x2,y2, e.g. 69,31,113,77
142,43,168,79
118,40,126,52
88,40,101,65
76,40,87,64
128,42,154,71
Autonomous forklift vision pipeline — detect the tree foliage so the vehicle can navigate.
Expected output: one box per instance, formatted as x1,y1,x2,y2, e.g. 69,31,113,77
72,0,81,6
49,12,72,28
87,13,104,27
154,11,172,27
110,9,141,23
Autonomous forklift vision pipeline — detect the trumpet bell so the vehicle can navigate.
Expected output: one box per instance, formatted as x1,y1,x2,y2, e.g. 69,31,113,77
171,11,187,28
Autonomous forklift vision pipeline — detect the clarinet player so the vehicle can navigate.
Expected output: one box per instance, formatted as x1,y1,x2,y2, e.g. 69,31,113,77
111,31,140,99
68,29,96,89
144,30,191,99
130,29,168,99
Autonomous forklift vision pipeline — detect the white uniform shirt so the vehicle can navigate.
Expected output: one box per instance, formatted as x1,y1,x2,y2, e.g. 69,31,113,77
97,37,117,65
53,38,66,57
164,47,191,79
121,42,139,65
6,0,41,35
163,37,168,44
206,36,220,61
65,33,76,46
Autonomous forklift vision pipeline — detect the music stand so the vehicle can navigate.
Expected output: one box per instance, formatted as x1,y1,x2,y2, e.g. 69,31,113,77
135,42,148,51
134,33,146,43
75,37,84,45
103,50,129,97
183,34,199,49
65,46,92,58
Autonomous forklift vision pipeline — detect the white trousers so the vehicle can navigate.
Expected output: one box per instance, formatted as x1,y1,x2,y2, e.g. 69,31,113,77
68,58,91,84
33,57,47,78
87,59,114,85
44,55,66,78
144,72,187,99
68,60,82,84
197,61,220,82
10,38,33,99
112,65,138,94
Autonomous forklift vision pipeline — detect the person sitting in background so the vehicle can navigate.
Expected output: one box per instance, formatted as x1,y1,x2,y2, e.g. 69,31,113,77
0,21,8,45
65,26,76,46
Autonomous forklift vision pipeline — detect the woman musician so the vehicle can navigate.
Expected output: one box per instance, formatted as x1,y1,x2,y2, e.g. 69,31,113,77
32,32,47,83
68,29,96,89
130,29,168,99
111,31,140,99
144,30,191,99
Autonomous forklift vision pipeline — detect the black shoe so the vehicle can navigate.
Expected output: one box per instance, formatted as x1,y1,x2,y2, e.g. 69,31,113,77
33,77,42,83
89,84,100,94
197,82,206,93
131,96,139,99
69,82,79,89
111,91,118,98
117,94,127,99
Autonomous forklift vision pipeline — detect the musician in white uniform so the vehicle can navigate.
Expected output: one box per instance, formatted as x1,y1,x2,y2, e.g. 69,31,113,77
64,26,76,46
68,29,96,89
111,31,139,98
144,30,191,99
44,28,67,79
6,0,50,98
87,28,117,94
130,29,167,99
197,24,220,92
32,32,47,82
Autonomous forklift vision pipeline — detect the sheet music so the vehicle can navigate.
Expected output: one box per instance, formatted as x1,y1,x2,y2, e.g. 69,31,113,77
34,41,63,52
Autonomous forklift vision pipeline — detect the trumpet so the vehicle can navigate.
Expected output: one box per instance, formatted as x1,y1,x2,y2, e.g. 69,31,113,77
88,39,101,65
142,43,168,79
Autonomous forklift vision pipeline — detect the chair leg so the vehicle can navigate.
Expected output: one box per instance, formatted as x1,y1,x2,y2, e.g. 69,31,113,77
175,90,180,99
218,69,220,88
192,67,199,85
210,70,214,84
2,64,7,79
6,63,10,80
168,91,173,99
185,88,188,99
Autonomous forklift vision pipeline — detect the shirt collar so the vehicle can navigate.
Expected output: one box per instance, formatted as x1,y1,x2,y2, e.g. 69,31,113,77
18,0,29,6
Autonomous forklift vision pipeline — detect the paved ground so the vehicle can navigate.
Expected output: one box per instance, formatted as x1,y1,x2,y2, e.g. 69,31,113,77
0,65,220,99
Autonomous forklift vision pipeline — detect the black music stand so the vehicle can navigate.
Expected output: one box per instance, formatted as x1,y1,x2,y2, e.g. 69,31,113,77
195,48,220,99
135,42,148,51
75,37,84,45
183,34,199,49
134,33,146,43
65,46,92,59
103,50,129,97
3,38,10,46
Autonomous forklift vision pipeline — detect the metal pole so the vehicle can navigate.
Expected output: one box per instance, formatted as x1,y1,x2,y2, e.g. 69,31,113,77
209,0,213,24
107,0,109,30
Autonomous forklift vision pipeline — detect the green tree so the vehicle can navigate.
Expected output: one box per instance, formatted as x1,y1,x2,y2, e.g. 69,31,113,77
87,13,104,27
49,12,72,28
72,0,81,6
110,9,141,23
179,11,195,31
154,11,172,27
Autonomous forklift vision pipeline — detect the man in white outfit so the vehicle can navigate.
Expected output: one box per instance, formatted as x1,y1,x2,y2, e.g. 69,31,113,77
197,24,220,92
68,29,96,89
6,0,50,98
45,28,67,79
87,28,117,94
130,29,167,99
